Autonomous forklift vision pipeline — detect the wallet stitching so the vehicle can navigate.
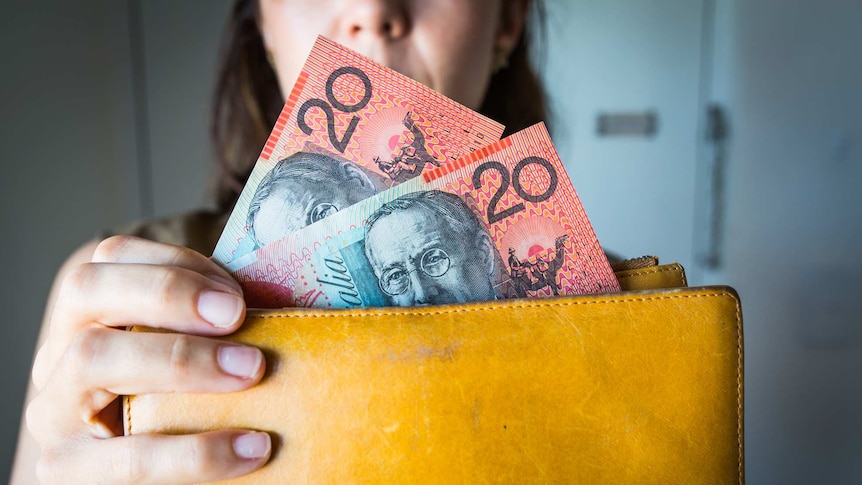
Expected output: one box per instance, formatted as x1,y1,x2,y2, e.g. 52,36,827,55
735,294,744,483
125,395,133,436
255,292,732,319
615,265,684,282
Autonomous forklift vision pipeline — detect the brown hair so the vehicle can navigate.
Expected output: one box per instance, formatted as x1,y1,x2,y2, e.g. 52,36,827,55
210,0,548,212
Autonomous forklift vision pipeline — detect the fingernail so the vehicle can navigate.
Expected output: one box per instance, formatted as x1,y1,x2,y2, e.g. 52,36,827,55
234,432,271,459
218,345,262,379
198,290,244,328
206,273,243,295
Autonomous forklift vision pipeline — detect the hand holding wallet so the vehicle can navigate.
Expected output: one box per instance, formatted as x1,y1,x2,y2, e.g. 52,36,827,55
125,261,744,484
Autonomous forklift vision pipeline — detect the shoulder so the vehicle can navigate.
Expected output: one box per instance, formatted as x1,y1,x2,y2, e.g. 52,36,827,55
102,208,229,255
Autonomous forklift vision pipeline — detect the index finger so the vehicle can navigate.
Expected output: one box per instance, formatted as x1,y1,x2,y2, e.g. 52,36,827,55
92,236,240,293
33,263,248,389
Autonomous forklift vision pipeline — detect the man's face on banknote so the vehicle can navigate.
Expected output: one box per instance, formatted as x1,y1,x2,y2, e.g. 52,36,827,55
250,153,380,246
364,196,497,306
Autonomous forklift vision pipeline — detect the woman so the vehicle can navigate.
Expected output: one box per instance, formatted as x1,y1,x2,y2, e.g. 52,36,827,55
15,0,547,482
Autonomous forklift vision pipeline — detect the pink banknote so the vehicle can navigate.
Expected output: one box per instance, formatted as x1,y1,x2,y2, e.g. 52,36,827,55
213,36,505,266
231,123,620,309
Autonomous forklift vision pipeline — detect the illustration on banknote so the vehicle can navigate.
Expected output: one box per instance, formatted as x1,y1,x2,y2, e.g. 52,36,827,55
370,111,441,182
212,36,505,266
508,235,569,297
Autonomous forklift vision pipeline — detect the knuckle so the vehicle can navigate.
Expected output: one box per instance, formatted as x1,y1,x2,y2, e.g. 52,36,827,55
36,449,74,485
110,440,147,484
24,398,37,432
31,345,50,390
59,263,97,301
167,244,196,266
49,263,98,341
63,328,107,379
152,266,191,307
184,434,216,476
93,235,135,262
168,335,194,380
25,396,48,442
35,452,59,485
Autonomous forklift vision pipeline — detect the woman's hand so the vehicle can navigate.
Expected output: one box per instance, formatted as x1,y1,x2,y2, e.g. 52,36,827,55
26,236,270,484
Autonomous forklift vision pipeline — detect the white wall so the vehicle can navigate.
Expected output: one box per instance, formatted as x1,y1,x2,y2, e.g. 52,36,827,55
2,1,230,480
707,0,862,482
544,0,862,482
140,0,233,217
0,1,138,478
541,0,706,273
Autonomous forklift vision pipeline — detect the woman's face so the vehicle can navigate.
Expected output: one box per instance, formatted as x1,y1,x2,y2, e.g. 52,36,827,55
258,0,525,110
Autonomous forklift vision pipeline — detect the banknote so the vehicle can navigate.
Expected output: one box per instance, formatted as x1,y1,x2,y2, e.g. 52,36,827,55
231,123,620,309
213,36,505,266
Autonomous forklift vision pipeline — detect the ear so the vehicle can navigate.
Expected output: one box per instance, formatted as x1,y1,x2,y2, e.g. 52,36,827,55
496,0,531,55
261,29,273,53
474,230,497,277
256,1,275,52
341,163,376,191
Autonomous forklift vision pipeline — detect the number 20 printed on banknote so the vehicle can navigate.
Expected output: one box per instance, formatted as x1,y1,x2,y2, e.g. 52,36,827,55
213,36,505,267
232,123,620,309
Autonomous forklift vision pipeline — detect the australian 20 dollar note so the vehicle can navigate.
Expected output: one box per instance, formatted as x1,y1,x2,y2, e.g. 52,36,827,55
212,36,504,267
230,123,620,309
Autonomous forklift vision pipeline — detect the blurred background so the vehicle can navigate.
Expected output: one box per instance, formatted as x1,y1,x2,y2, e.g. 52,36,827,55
1,0,860,482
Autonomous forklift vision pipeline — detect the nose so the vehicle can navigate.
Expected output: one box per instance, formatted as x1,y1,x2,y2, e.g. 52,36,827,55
340,0,410,41
409,270,439,306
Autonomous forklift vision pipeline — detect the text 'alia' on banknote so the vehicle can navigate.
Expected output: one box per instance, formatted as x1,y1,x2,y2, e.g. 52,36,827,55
212,35,505,267
230,122,621,309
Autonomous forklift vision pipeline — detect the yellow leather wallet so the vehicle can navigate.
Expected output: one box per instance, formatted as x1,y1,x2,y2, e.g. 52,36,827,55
124,260,744,484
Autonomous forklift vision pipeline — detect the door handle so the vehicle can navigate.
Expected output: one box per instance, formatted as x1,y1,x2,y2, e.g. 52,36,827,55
700,103,729,269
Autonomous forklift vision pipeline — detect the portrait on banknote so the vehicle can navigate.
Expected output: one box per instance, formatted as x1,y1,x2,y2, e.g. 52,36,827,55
244,149,385,248
363,190,502,307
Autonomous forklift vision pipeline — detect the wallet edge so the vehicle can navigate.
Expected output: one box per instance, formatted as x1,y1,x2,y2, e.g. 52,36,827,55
123,285,745,484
